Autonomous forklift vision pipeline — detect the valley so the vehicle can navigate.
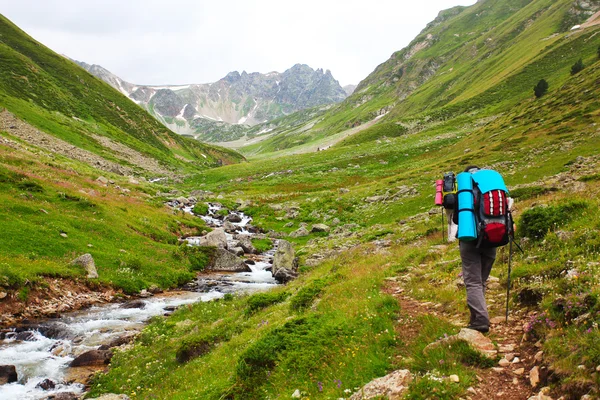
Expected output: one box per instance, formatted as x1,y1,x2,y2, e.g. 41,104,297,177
1,0,600,399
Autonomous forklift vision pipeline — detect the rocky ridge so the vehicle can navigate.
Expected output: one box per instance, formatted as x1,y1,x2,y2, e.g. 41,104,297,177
76,62,349,142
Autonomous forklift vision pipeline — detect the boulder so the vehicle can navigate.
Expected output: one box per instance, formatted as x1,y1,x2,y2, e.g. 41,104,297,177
208,249,251,272
197,229,227,249
226,213,242,223
98,334,136,350
229,247,245,257
273,268,298,284
350,369,412,400
311,224,330,233
272,240,298,283
70,253,98,279
223,221,237,233
236,235,257,254
70,349,113,367
119,300,145,309
0,365,17,385
289,226,309,238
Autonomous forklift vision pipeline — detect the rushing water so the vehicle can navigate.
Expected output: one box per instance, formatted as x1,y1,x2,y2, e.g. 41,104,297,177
0,204,277,399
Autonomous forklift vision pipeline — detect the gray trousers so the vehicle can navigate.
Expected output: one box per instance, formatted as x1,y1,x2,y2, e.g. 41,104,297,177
460,240,496,327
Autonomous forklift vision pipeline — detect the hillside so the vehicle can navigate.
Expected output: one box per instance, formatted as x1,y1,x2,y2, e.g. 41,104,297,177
238,0,600,156
0,14,243,299
76,61,349,142
1,1,600,400
0,14,244,179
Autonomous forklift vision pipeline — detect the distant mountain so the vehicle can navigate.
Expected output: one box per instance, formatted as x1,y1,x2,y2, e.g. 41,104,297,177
0,15,243,179
342,85,357,96
76,62,349,141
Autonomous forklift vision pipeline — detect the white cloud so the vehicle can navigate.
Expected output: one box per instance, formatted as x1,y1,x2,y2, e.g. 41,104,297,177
0,0,477,86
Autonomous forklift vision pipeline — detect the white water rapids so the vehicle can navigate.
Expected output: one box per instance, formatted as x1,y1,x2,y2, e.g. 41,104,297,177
0,204,277,399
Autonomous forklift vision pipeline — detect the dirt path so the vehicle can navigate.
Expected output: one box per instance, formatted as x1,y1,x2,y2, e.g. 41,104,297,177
384,282,543,399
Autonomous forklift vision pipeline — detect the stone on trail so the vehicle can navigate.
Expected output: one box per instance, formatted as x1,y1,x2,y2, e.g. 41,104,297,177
349,369,412,400
530,366,540,387
70,253,98,279
424,328,497,359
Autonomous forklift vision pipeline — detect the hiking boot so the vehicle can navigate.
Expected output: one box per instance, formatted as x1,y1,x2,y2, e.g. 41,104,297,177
466,324,489,333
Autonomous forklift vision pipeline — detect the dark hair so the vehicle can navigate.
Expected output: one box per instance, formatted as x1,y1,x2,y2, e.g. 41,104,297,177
464,165,480,172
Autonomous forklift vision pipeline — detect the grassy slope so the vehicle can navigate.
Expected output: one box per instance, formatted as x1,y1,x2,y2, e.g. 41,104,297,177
0,141,215,294
0,14,244,173
239,0,597,157
88,49,600,398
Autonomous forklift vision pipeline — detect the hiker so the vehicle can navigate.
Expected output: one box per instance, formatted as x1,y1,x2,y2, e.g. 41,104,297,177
452,165,514,333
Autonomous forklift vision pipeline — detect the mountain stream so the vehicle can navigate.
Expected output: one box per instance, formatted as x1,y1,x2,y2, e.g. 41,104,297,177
0,204,277,399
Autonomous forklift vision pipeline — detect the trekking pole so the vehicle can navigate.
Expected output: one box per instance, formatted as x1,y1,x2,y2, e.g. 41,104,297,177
441,208,445,243
505,238,514,323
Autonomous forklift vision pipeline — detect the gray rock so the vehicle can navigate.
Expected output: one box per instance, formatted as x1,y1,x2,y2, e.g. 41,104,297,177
209,248,251,272
272,240,298,283
87,395,131,400
230,247,245,257
236,235,257,254
223,221,237,233
0,365,17,385
350,369,412,400
201,229,228,249
70,253,98,279
119,300,146,309
96,176,109,185
226,213,242,223
273,268,298,284
311,224,330,233
289,226,309,238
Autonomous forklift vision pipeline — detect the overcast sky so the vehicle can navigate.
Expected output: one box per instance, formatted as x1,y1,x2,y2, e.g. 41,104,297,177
1,0,477,87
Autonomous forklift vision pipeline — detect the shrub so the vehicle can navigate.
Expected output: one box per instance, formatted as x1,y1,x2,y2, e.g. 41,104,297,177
510,186,557,200
245,291,288,315
519,200,588,240
571,58,584,75
176,337,214,363
533,79,549,98
290,279,327,311
192,203,209,216
175,246,215,271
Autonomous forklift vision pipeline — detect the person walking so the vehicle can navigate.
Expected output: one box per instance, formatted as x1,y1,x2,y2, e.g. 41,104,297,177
452,165,513,334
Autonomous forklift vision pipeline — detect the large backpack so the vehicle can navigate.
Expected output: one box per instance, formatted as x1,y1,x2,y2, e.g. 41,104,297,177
442,172,457,210
471,170,514,248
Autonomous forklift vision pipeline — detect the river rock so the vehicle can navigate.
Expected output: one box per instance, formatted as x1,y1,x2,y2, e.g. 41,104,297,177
223,221,237,232
36,378,56,390
208,249,251,272
46,393,80,400
349,369,412,400
229,247,245,257
273,268,298,284
15,331,36,341
0,365,17,385
70,349,113,367
119,300,146,309
70,253,98,279
272,240,298,283
236,235,257,254
225,213,242,223
204,228,228,249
